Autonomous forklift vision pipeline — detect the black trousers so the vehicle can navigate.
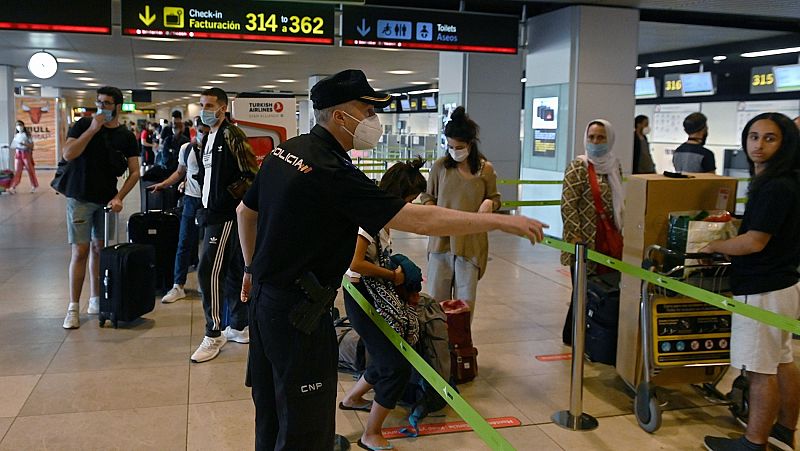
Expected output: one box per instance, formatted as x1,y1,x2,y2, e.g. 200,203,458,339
248,283,337,451
198,219,248,337
344,282,412,409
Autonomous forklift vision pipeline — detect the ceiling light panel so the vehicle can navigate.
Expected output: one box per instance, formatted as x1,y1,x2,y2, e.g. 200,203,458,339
741,47,800,58
141,54,180,60
228,64,260,69
248,49,290,56
647,59,700,68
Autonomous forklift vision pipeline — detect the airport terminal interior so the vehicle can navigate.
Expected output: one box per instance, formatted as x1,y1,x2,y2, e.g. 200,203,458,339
1,0,800,450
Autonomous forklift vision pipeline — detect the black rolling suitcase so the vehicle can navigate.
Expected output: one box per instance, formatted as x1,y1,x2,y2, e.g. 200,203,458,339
584,272,621,365
128,210,180,293
139,178,181,213
99,208,156,328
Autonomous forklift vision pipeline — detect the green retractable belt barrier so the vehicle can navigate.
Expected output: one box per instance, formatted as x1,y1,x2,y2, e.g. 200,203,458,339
343,233,799,450
541,235,800,335
342,278,516,451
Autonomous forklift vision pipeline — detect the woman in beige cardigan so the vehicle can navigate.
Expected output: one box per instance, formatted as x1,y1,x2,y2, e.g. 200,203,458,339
420,106,501,322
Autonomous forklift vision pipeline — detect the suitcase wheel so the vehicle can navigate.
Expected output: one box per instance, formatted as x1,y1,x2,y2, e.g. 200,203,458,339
98,313,106,328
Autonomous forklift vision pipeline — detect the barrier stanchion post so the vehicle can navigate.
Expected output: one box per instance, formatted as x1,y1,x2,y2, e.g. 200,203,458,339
552,242,599,431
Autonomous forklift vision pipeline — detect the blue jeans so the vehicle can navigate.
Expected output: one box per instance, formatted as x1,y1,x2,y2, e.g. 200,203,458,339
174,195,202,286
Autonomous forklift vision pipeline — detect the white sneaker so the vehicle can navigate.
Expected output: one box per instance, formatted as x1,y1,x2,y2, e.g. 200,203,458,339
30,186,37,193
87,297,100,314
191,335,227,363
63,310,80,329
7,187,16,194
223,326,250,344
161,285,186,304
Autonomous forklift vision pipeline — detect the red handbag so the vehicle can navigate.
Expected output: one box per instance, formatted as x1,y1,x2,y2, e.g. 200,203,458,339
587,163,623,272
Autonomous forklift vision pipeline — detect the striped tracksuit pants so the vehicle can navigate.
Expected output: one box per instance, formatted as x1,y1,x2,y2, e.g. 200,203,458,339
198,219,248,337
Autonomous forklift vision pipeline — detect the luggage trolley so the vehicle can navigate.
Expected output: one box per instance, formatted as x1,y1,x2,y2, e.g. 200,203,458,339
634,245,733,432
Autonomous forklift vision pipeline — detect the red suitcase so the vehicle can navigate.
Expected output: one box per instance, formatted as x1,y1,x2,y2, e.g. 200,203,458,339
451,347,478,384
440,300,473,348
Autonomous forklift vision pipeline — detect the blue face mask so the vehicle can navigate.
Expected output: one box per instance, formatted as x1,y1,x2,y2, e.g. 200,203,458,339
586,142,609,157
97,109,114,122
200,110,219,127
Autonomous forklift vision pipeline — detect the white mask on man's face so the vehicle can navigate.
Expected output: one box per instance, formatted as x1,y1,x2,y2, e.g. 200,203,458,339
341,111,382,150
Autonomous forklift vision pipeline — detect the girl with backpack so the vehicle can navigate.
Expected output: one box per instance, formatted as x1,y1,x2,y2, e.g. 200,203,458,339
340,158,427,451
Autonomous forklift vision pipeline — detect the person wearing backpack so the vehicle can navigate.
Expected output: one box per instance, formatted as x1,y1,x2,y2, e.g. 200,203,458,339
58,86,140,329
156,117,190,173
339,158,427,451
150,119,208,303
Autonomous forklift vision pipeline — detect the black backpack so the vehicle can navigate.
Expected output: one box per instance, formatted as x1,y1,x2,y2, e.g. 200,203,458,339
335,317,367,375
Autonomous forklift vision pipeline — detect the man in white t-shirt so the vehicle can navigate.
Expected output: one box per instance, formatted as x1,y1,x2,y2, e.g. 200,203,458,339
151,119,209,303
192,88,258,363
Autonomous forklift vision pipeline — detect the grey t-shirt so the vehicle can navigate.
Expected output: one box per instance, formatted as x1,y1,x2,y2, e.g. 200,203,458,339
673,142,716,173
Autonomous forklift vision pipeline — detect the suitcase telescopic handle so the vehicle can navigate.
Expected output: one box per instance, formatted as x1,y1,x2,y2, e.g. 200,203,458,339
103,206,119,245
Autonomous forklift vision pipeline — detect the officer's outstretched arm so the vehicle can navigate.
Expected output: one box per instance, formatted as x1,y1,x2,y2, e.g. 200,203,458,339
387,203,547,243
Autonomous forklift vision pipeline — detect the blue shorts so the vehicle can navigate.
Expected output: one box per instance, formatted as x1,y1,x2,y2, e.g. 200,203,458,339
65,197,107,244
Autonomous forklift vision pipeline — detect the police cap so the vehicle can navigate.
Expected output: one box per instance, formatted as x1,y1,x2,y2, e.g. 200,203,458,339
310,69,392,110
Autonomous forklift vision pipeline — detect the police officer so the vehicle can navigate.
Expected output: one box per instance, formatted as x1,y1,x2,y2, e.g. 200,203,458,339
237,69,547,450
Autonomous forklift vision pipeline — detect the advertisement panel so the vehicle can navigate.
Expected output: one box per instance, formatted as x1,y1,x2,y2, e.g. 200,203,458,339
15,97,59,168
532,97,558,158
231,94,297,166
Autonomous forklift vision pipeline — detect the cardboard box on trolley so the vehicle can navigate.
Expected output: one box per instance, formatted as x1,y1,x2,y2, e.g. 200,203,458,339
231,93,297,166
617,173,738,388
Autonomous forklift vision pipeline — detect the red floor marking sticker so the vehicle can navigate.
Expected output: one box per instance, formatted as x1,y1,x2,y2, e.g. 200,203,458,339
382,416,521,439
535,353,572,361
557,267,571,278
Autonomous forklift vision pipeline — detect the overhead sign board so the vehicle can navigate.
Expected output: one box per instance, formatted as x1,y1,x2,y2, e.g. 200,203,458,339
121,0,334,45
0,0,110,34
750,66,776,95
342,5,518,54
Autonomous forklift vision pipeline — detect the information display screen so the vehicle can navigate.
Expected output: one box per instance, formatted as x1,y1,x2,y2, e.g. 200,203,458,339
635,77,658,99
774,64,800,92
0,0,110,34
121,0,334,45
400,99,411,111
680,72,715,96
342,5,518,54
421,96,437,110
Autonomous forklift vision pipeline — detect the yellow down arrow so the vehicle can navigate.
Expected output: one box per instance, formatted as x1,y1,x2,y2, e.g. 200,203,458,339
139,5,156,26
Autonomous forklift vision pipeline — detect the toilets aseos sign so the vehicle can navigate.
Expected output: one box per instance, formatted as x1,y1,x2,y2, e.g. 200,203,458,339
231,93,297,166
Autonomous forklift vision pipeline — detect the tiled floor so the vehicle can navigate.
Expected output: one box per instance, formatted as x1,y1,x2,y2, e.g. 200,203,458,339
0,174,757,450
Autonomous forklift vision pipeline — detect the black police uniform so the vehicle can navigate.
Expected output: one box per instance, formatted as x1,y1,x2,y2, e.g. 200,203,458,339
242,124,405,450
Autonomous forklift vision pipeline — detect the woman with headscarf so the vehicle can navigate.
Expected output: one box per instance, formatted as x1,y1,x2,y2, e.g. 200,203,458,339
560,119,624,345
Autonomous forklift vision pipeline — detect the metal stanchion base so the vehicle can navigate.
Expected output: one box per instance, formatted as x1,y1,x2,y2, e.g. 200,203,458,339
551,411,599,431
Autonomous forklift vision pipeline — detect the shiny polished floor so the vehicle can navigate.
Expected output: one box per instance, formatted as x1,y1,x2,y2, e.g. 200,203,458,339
0,173,759,450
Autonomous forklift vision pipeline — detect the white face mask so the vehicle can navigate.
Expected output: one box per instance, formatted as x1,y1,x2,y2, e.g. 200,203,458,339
642,126,651,135
448,146,470,162
341,111,382,150
16,125,23,132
